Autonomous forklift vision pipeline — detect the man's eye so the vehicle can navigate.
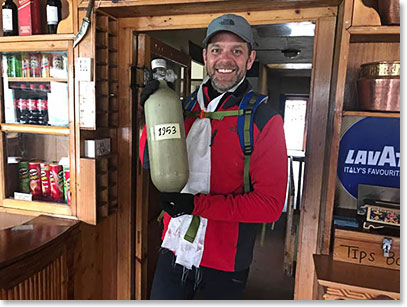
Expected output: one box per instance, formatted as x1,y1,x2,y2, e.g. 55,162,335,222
211,48,219,54
233,49,243,55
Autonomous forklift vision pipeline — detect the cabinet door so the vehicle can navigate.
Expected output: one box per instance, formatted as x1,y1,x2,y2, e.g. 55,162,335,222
0,41,76,218
134,33,191,299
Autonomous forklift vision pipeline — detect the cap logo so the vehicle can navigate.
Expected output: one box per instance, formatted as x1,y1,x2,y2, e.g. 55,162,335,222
220,19,235,26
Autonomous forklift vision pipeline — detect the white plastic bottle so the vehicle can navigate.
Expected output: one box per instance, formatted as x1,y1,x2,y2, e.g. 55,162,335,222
144,59,189,192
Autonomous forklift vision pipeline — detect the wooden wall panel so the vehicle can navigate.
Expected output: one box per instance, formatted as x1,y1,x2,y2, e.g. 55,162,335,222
120,7,337,30
294,16,336,300
320,0,353,255
93,0,340,18
72,218,117,299
0,255,67,300
116,23,134,300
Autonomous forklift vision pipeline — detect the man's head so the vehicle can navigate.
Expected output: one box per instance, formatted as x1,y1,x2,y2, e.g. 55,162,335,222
202,14,256,93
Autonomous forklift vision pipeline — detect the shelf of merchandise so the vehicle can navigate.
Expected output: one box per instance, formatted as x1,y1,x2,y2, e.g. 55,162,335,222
342,111,400,118
7,77,68,83
0,123,70,135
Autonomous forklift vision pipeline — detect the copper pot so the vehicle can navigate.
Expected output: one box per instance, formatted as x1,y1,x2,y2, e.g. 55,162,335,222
377,0,400,25
357,61,400,112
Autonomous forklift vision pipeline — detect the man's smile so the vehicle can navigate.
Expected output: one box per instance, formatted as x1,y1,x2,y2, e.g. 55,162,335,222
216,68,236,74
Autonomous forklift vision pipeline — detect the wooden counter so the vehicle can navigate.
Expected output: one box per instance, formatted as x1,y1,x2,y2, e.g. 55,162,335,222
0,215,79,300
314,254,400,300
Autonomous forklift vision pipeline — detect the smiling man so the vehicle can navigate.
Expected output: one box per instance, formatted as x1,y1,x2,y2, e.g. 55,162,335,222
140,13,288,300
203,30,256,93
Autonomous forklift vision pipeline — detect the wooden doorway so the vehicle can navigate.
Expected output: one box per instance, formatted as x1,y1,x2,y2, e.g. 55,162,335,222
116,5,338,299
133,33,191,299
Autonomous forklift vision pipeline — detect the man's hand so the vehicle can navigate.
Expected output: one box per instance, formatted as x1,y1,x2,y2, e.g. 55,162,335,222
160,192,194,218
140,79,160,108
139,80,175,108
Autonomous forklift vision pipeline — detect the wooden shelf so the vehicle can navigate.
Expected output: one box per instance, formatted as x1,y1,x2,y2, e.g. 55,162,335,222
7,77,68,83
314,254,400,299
349,26,400,43
342,111,400,118
1,123,70,135
0,34,75,44
1,198,71,216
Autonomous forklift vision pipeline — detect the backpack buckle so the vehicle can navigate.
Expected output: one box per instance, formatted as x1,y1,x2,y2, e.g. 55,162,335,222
200,110,207,119
244,109,253,116
244,145,253,155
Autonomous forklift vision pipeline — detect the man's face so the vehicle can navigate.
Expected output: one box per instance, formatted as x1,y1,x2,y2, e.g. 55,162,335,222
203,31,256,93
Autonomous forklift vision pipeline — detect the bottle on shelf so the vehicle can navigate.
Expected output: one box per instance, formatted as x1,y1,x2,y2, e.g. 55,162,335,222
17,84,29,124
41,53,50,78
30,53,41,78
46,0,62,34
37,91,49,125
2,0,18,36
21,53,30,78
27,96,39,125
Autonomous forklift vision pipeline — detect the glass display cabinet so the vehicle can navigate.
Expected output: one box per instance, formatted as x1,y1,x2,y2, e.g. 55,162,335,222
0,37,77,218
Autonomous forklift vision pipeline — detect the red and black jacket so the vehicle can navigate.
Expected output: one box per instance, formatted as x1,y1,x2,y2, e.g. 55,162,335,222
140,79,288,272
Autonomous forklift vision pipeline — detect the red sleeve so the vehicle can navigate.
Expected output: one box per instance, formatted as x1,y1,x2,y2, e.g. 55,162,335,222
192,115,288,223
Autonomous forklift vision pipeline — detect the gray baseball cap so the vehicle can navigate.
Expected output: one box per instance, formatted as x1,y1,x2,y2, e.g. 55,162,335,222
202,14,254,48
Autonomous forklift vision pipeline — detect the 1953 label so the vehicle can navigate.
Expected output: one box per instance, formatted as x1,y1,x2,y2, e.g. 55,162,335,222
153,123,181,141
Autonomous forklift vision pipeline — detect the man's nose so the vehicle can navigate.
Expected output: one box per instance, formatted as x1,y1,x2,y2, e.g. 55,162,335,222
218,50,235,61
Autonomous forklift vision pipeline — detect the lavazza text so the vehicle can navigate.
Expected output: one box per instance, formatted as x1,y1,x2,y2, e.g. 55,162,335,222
343,145,400,177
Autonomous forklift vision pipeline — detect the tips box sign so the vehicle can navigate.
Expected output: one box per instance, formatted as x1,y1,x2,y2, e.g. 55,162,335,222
337,117,400,199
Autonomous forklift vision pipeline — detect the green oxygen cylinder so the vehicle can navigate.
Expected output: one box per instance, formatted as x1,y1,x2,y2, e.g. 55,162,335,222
144,59,189,192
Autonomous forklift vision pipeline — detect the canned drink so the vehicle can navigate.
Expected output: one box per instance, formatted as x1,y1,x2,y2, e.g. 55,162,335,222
41,53,50,78
18,161,30,194
21,53,30,78
40,163,51,199
49,163,64,201
28,161,42,198
30,53,41,77
63,166,70,205
7,54,21,77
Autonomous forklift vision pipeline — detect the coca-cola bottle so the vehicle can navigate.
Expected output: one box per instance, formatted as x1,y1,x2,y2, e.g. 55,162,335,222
27,97,39,125
37,91,48,125
17,85,29,124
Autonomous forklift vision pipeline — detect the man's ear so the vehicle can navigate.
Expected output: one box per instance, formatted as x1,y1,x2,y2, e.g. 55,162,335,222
246,50,256,70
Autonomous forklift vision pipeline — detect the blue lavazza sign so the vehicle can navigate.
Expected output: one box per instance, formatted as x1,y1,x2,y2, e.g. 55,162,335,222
337,117,400,199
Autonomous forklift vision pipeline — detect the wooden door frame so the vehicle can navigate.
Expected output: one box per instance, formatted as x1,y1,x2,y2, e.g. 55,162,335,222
133,33,192,299
116,6,338,300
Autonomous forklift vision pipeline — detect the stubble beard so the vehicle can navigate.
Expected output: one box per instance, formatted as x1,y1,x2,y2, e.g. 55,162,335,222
208,63,247,93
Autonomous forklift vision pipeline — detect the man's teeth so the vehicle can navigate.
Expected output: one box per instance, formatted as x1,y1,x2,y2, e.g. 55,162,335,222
217,69,233,73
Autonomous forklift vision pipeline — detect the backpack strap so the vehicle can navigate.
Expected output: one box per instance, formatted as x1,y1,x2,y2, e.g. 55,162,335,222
183,88,199,111
183,90,267,193
238,91,267,193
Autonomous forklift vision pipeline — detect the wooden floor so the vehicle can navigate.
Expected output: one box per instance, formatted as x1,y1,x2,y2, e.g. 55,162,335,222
243,213,295,300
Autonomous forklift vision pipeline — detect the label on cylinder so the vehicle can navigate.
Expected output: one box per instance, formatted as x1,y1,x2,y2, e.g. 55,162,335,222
153,123,181,141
